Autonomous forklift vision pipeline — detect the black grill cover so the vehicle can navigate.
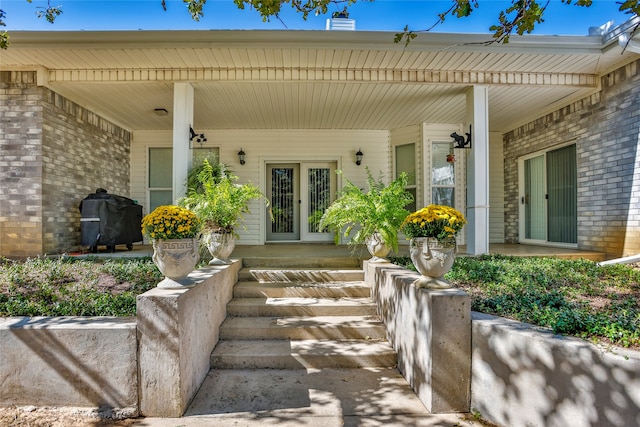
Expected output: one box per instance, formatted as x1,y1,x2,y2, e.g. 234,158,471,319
80,191,143,247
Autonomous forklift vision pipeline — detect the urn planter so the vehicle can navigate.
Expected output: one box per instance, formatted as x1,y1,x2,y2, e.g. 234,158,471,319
203,231,235,265
366,232,392,263
152,238,200,289
409,237,456,289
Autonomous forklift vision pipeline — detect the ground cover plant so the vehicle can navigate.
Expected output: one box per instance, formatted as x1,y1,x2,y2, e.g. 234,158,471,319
391,254,640,350
0,256,162,317
1,254,639,351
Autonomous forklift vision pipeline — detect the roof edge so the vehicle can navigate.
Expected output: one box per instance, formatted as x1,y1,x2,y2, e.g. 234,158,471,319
6,28,606,53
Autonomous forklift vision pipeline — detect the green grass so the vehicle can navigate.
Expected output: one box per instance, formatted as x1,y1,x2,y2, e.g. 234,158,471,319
0,256,163,317
390,255,640,349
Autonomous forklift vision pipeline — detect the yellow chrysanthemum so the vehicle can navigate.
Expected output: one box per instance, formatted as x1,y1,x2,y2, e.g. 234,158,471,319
141,205,201,240
400,204,467,240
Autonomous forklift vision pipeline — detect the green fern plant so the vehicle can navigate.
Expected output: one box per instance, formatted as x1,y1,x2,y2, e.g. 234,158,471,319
179,159,268,237
319,168,413,252
186,158,233,194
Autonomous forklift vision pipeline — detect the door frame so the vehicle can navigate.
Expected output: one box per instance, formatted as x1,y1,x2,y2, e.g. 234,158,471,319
518,141,578,248
262,156,342,243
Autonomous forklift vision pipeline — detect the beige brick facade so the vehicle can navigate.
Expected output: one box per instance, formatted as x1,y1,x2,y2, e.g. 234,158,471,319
504,59,640,257
0,71,131,258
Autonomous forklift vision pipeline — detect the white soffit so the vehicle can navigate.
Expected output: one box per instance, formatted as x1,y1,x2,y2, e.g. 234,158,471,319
2,28,637,132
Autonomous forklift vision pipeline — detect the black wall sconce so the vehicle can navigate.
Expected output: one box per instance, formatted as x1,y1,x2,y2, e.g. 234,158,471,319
451,124,472,149
355,148,364,166
238,148,246,165
189,126,207,147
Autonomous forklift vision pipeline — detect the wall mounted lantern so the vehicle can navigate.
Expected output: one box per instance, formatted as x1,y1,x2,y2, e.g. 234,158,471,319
355,148,364,165
451,124,472,149
238,148,246,165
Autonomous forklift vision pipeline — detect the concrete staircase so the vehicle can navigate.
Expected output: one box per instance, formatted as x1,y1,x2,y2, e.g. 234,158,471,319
180,257,484,426
211,266,397,370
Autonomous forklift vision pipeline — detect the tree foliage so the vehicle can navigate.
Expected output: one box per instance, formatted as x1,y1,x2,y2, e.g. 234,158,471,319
1,0,639,49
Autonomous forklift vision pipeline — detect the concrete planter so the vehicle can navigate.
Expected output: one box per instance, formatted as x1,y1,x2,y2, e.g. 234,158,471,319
365,232,391,262
203,231,235,265
409,237,456,288
152,238,199,288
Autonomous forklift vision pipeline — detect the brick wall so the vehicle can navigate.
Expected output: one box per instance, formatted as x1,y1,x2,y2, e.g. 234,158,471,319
0,71,131,258
504,59,640,257
0,71,44,258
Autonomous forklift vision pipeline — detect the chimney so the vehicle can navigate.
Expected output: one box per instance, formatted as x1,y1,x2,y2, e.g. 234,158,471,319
326,9,355,31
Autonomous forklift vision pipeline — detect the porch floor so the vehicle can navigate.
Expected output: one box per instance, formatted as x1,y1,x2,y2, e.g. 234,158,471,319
83,242,607,262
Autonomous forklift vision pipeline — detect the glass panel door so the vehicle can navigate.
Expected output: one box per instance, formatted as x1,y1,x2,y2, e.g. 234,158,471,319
302,162,336,242
524,154,546,241
266,162,336,242
267,164,300,241
520,144,577,245
547,145,577,244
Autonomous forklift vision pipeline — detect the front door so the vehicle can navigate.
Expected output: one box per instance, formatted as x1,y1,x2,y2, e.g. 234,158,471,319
519,144,577,245
266,162,336,242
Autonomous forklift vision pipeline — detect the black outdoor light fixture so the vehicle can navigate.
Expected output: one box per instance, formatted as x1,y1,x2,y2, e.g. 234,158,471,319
189,126,207,147
451,124,472,149
238,148,246,165
355,148,364,165
154,108,169,116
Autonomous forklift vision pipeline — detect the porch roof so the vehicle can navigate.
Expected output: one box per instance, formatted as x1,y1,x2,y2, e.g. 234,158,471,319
3,19,639,133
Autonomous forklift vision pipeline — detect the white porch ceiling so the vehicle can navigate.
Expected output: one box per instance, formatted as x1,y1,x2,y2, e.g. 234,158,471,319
2,29,638,133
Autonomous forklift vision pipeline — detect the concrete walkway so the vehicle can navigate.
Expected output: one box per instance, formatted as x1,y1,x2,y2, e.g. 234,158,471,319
134,368,491,426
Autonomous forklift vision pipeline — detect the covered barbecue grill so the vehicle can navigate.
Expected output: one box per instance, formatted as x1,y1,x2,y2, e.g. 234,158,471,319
79,189,143,252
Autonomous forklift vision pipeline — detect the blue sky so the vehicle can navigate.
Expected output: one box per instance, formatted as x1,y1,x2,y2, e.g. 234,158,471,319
2,0,632,35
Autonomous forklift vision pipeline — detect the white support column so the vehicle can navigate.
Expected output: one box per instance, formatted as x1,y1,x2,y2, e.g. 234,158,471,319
465,85,490,255
172,82,194,202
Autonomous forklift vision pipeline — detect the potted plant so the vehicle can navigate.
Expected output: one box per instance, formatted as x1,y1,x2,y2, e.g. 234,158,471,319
400,204,467,286
179,159,268,264
141,205,201,288
319,168,414,262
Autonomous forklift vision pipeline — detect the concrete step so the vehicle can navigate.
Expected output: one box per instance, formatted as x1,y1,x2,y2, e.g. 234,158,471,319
240,256,363,269
233,281,371,299
211,339,397,369
219,315,387,341
226,297,378,317
238,268,364,283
